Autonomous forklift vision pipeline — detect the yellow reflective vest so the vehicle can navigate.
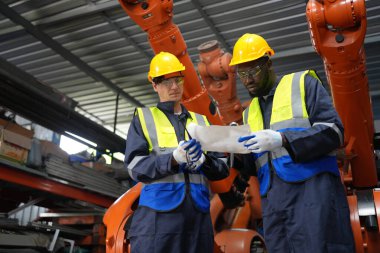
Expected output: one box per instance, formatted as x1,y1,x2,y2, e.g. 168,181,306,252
243,71,340,196
136,107,212,212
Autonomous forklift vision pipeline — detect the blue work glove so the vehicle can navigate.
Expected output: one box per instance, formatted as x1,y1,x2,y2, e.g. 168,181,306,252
173,140,193,164
187,140,203,162
238,130,282,153
188,156,206,172
186,140,206,172
173,139,203,162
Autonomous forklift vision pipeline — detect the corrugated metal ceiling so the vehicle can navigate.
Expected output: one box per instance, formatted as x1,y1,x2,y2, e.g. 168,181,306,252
0,0,379,143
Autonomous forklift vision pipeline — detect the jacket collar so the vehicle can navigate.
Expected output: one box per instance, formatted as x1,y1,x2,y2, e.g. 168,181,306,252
156,101,192,119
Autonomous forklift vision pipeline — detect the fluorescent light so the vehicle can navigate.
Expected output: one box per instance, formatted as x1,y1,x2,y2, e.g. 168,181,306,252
64,131,97,147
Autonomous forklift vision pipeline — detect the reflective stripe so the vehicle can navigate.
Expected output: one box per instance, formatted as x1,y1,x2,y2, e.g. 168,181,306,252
313,122,343,145
137,106,211,212
271,147,290,159
143,173,185,185
141,173,206,185
255,153,268,168
141,173,206,189
189,173,207,185
244,70,339,195
155,147,176,155
127,155,146,181
140,108,176,155
194,113,206,125
243,107,249,125
140,107,159,154
271,118,311,130
291,71,304,118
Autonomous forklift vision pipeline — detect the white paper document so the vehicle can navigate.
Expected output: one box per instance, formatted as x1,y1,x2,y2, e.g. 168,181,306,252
187,123,251,154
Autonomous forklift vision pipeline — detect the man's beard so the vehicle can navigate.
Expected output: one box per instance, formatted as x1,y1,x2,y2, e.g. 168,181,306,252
248,84,272,98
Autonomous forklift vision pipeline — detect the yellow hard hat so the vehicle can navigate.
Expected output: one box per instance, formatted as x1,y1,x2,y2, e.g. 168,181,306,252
229,33,275,66
148,52,185,81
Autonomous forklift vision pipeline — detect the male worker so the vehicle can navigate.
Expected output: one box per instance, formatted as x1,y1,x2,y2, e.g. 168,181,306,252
230,34,355,253
124,52,229,253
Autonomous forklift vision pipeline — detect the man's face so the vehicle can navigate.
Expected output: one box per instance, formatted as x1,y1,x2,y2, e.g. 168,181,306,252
237,56,272,97
153,76,184,102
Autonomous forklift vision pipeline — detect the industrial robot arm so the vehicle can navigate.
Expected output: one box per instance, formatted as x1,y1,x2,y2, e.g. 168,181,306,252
197,40,244,125
307,0,377,187
118,0,221,125
307,1,380,252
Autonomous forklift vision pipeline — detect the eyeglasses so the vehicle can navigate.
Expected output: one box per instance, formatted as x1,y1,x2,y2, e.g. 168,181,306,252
159,77,184,87
237,59,268,79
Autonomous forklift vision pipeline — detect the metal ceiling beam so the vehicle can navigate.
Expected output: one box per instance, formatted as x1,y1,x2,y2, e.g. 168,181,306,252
1,0,188,38
102,13,152,61
1,77,125,153
35,1,121,27
76,105,126,135
0,1,121,39
86,0,151,61
0,56,77,110
191,0,231,51
272,35,380,58
39,0,189,28
0,1,144,108
0,56,125,152
273,46,315,58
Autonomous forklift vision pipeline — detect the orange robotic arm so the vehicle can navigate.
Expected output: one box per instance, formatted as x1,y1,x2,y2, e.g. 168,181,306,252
118,0,221,125
307,1,380,253
197,40,244,125
306,0,377,187
104,183,141,253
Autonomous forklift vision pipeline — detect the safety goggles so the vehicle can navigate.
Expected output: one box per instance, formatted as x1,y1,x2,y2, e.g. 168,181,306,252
237,57,268,79
159,76,184,87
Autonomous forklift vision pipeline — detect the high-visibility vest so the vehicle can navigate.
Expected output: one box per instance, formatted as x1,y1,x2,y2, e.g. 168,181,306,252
136,107,211,212
243,70,340,196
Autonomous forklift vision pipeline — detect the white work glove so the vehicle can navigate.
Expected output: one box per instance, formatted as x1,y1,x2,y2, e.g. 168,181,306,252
188,154,206,172
238,129,283,153
187,140,203,162
173,139,206,172
173,140,191,164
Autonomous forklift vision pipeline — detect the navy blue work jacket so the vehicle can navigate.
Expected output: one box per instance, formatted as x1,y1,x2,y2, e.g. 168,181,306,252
124,101,229,184
241,74,344,172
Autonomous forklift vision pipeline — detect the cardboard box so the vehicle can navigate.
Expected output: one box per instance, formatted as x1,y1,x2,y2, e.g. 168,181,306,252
40,140,69,161
0,128,32,163
0,119,34,138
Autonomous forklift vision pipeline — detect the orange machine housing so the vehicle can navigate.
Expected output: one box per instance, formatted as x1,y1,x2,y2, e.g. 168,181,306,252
307,0,377,188
307,0,380,252
197,40,244,125
118,0,221,125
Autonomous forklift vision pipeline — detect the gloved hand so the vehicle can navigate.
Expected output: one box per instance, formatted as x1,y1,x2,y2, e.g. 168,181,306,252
238,129,282,153
187,140,203,162
173,139,206,172
173,140,192,164
188,154,206,172
186,139,206,172
173,139,202,164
